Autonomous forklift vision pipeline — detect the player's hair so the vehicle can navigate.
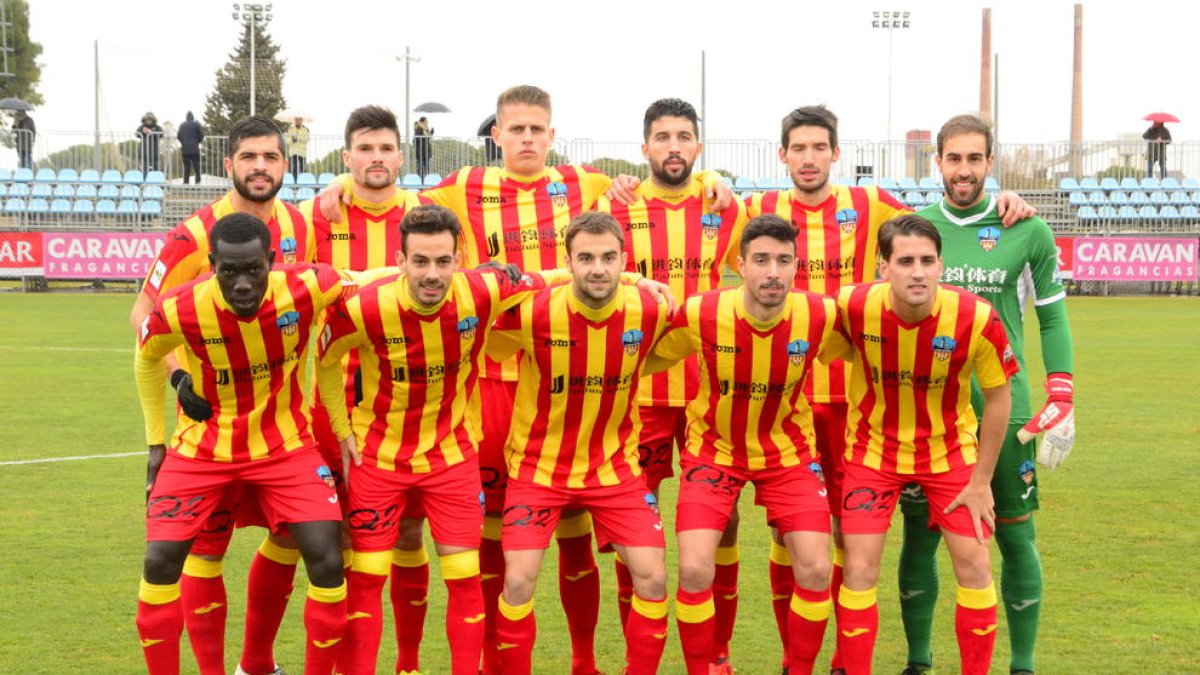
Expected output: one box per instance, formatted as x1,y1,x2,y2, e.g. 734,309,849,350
496,85,552,119
211,212,272,255
780,105,838,150
400,204,462,254
936,114,993,157
739,214,798,257
344,105,401,148
879,214,942,260
564,211,624,254
643,98,700,141
227,115,286,158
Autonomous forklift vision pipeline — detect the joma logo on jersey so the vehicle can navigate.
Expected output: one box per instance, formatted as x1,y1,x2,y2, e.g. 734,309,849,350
202,336,229,345
549,374,565,394
859,333,886,343
457,316,479,340
978,226,1001,252
276,311,301,336
546,181,569,208
279,236,298,263
932,335,957,361
836,208,858,233
786,338,810,366
701,213,722,240
544,339,575,348
327,233,354,241
383,336,409,345
475,196,508,205
627,220,653,231
622,329,644,356
710,344,740,354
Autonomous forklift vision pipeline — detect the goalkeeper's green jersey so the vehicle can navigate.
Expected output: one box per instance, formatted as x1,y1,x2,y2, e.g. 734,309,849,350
919,195,1073,419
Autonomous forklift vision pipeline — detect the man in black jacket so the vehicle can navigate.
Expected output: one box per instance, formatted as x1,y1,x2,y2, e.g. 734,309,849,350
177,111,205,184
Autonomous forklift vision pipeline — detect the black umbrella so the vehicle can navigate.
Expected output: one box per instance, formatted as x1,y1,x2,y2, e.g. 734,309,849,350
0,97,34,111
414,101,451,113
476,114,497,137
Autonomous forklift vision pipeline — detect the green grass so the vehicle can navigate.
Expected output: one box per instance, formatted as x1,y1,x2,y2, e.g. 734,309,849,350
1,293,1198,673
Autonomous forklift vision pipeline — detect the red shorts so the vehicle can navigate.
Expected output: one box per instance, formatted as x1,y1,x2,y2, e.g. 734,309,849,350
840,462,993,539
347,457,483,551
501,478,664,552
676,455,831,535
637,405,685,491
477,378,516,512
146,449,341,543
812,402,848,517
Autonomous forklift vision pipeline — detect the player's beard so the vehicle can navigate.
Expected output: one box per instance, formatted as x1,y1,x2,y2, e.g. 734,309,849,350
360,166,395,190
943,175,984,208
749,280,788,309
649,155,693,189
577,273,617,306
791,166,829,197
232,170,281,203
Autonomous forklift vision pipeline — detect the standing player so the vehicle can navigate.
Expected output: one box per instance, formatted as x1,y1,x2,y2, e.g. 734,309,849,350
486,212,672,675
897,114,1075,675
128,115,314,675
824,214,1017,675
645,215,838,675
134,213,348,675
297,104,430,675
596,98,748,669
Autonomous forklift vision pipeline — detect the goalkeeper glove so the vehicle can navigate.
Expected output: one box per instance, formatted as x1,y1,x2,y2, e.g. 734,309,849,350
1017,373,1074,469
477,260,526,286
170,369,213,421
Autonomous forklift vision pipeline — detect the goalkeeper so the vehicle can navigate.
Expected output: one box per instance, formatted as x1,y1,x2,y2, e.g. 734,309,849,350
897,114,1075,675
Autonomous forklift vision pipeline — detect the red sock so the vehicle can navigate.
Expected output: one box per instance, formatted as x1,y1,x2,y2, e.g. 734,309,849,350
787,585,832,675
768,541,794,666
240,540,299,675
711,545,740,662
496,596,536,675
556,529,599,674
390,548,430,674
828,548,845,672
444,572,485,675
479,530,505,675
179,557,226,675
303,582,347,675
614,554,634,630
339,567,386,675
624,593,668,675
954,584,999,675
137,579,183,675
835,586,879,675
675,587,715,675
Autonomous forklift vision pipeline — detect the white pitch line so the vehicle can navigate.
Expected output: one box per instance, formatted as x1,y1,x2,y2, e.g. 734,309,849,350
0,345,129,353
0,451,143,466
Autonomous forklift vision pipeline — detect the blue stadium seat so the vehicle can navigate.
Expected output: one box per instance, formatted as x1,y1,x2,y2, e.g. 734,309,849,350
1140,177,1161,191
984,177,1000,192
1108,191,1129,205
423,173,442,187
1099,177,1120,191
1150,191,1169,205
1159,205,1181,219
1119,177,1140,191
72,199,95,215
1181,177,1199,190
12,167,33,182
4,197,25,213
142,186,164,200
857,177,876,187
1180,205,1200,220
34,168,56,182
119,185,141,200
1193,191,1200,205
755,177,777,190
0,167,10,181
100,169,122,184
1059,177,1080,191
1160,177,1181,191
57,168,79,183
1169,191,1190,205
401,173,422,189
8,183,29,197
925,191,942,204
123,170,144,184
277,187,295,202
1087,190,1107,205
95,199,117,215
1136,205,1158,219
0,184,6,197
836,176,856,187
776,176,793,189
1076,205,1099,220
53,184,75,198
144,171,166,185
98,185,119,199
877,177,899,191
1079,176,1100,191
897,177,919,191
317,172,336,186
79,169,100,183
282,173,296,186
26,198,49,214
733,176,754,191
1097,205,1118,220
918,176,939,190
296,172,318,187
1129,191,1149,205
50,198,72,215
1117,206,1138,219
295,187,316,201
30,184,51,198
904,191,925,206
1068,192,1088,206
139,201,162,217
117,200,139,215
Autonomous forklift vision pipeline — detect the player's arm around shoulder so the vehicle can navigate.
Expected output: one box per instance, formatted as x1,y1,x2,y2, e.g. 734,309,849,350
644,294,700,375
484,290,536,363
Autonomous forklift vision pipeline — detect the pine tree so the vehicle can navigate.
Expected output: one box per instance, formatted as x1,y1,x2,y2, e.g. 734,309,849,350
0,0,43,105
202,21,287,136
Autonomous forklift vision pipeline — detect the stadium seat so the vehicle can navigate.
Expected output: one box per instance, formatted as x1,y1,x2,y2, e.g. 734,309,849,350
776,176,793,189
282,173,296,186
295,187,316,201
733,176,755,191
423,173,443,187
897,177,919,191
918,176,939,190
1059,177,1080,191
0,167,10,181
72,199,95,215
1159,205,1181,219
4,197,25,213
984,177,1000,192
1180,205,1200,220
95,199,116,215
79,169,100,183
34,168,56,182
1087,190,1107,205
100,169,122,184
1119,177,1140,191
1079,177,1100,191
1097,205,1118,220
1137,205,1158,219
8,183,29,197
30,184,51,198
755,177,777,190
144,170,166,185
57,168,79,183
12,167,33,182
278,187,295,202
1117,206,1138,219
1068,192,1088,206
1150,191,1169,205
1099,177,1120,191
1160,177,1181,191
317,172,336,186
98,185,119,199
878,177,899,191
50,198,72,215
1129,191,1149,205
117,200,139,215
26,198,49,214
53,184,75,198
1108,191,1129,206
1076,205,1099,220
1169,191,1190,205
0,184,6,197
75,184,98,199
857,177,876,187
904,191,925,206
925,191,942,204
401,173,423,188
119,185,141,200
142,186,164,200
139,201,162,217
1192,191,1200,205
296,172,318,187
1140,177,1161,191
1181,177,1199,190
837,176,856,187
122,170,144,184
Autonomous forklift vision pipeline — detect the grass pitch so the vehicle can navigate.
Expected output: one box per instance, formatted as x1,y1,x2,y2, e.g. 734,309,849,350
0,293,1197,673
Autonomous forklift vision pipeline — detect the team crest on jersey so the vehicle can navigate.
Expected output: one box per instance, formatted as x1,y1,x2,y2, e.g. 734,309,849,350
623,329,644,356
546,181,569,208
978,227,1001,252
643,492,661,516
279,236,298,263
701,213,723,240
809,462,825,484
1003,344,1014,364
1019,459,1036,486
277,310,301,336
457,315,479,340
316,465,337,490
786,339,810,366
932,335,957,361
835,208,858,233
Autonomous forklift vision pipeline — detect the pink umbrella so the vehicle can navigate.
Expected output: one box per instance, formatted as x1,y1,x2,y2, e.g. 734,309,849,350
1144,112,1180,123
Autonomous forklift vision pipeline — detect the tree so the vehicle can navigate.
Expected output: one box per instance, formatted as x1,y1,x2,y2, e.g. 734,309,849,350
0,0,43,105
202,21,286,136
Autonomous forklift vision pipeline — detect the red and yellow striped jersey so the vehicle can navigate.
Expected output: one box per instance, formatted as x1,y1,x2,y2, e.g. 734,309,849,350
487,284,670,488
423,165,612,381
142,192,316,301
317,268,566,473
598,177,749,407
746,185,909,404
651,287,837,470
826,282,1018,474
300,189,423,271
137,263,347,463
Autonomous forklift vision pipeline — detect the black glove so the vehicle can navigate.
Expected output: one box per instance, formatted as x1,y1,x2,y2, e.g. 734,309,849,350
477,260,525,286
170,369,213,421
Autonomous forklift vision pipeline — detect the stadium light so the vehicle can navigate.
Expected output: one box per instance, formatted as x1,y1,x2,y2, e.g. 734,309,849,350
397,47,421,151
871,9,912,175
232,3,274,116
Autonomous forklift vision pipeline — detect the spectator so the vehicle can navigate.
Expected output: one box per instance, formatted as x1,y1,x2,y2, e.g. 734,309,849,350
1143,121,1172,179
413,115,434,176
286,116,309,178
137,112,163,174
177,111,205,184
12,110,35,169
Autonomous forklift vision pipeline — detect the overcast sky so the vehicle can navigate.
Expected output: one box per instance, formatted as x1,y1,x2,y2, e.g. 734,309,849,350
25,0,1196,148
